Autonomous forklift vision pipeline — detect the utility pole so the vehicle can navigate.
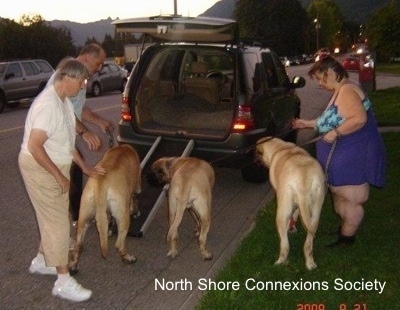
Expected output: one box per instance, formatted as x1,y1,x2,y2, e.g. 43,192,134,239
314,14,321,51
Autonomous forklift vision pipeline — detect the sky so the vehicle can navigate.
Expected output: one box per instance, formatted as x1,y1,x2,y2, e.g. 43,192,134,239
1,0,221,23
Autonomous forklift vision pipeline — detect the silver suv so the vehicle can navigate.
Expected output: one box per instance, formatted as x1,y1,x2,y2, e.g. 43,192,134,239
113,16,305,182
0,59,54,113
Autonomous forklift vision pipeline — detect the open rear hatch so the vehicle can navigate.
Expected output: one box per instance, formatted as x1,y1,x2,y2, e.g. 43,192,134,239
113,15,238,43
114,16,239,140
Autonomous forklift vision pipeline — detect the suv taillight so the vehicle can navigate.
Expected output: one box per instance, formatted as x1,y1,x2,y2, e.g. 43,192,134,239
121,96,132,121
232,105,255,132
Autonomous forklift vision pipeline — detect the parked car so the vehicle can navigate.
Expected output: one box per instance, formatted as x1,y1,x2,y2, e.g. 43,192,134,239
122,61,135,76
113,16,305,183
0,59,54,113
86,61,128,96
342,55,360,71
315,47,330,62
280,56,290,67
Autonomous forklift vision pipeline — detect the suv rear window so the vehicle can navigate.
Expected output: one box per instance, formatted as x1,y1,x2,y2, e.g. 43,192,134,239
35,60,54,73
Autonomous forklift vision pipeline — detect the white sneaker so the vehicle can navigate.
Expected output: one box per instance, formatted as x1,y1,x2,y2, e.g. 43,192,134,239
29,256,57,275
52,277,92,302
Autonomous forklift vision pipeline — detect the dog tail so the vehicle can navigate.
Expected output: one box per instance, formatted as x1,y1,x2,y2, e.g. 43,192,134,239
300,180,325,237
94,180,109,259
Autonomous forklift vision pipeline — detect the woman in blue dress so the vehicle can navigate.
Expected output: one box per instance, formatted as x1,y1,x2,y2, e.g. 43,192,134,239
292,55,386,247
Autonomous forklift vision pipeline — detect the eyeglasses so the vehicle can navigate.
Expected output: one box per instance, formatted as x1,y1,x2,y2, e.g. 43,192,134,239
65,74,89,81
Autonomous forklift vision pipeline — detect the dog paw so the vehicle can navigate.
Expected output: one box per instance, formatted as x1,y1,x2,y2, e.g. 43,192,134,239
122,254,137,264
132,210,141,219
167,250,178,259
274,258,288,266
306,261,317,270
202,252,213,260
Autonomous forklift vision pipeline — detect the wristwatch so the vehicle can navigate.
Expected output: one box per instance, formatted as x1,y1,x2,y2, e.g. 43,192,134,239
78,127,88,136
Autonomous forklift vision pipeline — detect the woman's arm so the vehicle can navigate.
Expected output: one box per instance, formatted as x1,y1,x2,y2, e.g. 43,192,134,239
72,150,107,178
292,118,317,130
27,129,70,193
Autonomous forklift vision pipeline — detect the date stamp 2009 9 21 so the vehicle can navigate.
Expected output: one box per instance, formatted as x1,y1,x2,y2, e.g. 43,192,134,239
297,304,367,310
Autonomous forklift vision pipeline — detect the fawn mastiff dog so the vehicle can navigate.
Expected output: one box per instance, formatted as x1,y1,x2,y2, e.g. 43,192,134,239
151,157,215,260
69,145,141,273
256,137,325,270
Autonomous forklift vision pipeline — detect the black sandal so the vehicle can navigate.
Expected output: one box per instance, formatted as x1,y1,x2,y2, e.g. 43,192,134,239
327,234,355,248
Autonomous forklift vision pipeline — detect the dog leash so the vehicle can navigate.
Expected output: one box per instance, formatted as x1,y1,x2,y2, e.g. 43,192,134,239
209,130,321,166
105,129,115,149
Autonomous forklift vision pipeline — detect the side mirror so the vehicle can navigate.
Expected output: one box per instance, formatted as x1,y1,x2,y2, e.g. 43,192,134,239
291,76,306,88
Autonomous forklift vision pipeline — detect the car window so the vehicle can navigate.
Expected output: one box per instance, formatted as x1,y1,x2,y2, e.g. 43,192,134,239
101,65,111,74
144,48,183,82
109,64,119,73
271,52,290,87
22,61,40,76
159,49,184,81
35,60,53,73
261,52,279,88
6,63,23,78
0,64,6,76
240,52,260,100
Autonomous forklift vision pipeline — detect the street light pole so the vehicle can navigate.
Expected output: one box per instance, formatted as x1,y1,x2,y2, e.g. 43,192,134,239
314,18,321,51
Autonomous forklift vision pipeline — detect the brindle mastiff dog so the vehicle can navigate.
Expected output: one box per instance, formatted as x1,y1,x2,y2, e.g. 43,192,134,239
69,145,141,273
256,137,325,270
151,157,215,260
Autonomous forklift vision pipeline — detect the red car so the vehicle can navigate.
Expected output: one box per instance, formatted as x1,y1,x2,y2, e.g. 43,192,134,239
342,56,360,71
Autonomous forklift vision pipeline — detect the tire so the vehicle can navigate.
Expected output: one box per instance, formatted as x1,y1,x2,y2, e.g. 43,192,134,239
6,101,20,109
0,92,5,113
241,161,268,183
92,83,101,97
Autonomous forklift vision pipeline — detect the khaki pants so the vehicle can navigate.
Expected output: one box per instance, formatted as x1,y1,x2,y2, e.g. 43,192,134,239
18,152,71,267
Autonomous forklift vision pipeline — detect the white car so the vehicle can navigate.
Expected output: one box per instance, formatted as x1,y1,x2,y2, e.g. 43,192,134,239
280,57,290,67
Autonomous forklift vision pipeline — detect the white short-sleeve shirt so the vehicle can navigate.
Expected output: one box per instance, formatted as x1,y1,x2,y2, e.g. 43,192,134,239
21,85,76,164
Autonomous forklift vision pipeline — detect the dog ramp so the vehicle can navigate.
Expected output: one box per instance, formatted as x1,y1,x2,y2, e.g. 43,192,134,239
126,138,195,237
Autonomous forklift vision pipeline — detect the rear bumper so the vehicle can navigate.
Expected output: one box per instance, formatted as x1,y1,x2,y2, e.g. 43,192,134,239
117,121,267,168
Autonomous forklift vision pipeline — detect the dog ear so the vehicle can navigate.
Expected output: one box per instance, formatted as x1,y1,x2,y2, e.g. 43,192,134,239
166,157,176,170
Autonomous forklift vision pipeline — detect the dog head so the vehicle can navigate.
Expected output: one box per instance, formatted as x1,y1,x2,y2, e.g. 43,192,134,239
151,157,177,184
255,137,275,168
256,137,295,168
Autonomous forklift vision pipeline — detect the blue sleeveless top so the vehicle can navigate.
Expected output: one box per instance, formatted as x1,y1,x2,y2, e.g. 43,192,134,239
315,98,372,134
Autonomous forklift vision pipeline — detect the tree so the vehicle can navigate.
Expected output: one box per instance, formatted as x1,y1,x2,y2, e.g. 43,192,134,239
234,0,309,55
0,14,75,67
307,0,344,52
102,34,116,58
366,0,400,62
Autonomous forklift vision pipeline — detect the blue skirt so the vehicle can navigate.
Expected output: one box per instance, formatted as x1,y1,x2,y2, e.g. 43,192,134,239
316,109,386,187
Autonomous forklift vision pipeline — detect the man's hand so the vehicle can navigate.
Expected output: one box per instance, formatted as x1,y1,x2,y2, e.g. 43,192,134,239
99,119,113,133
82,131,101,151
